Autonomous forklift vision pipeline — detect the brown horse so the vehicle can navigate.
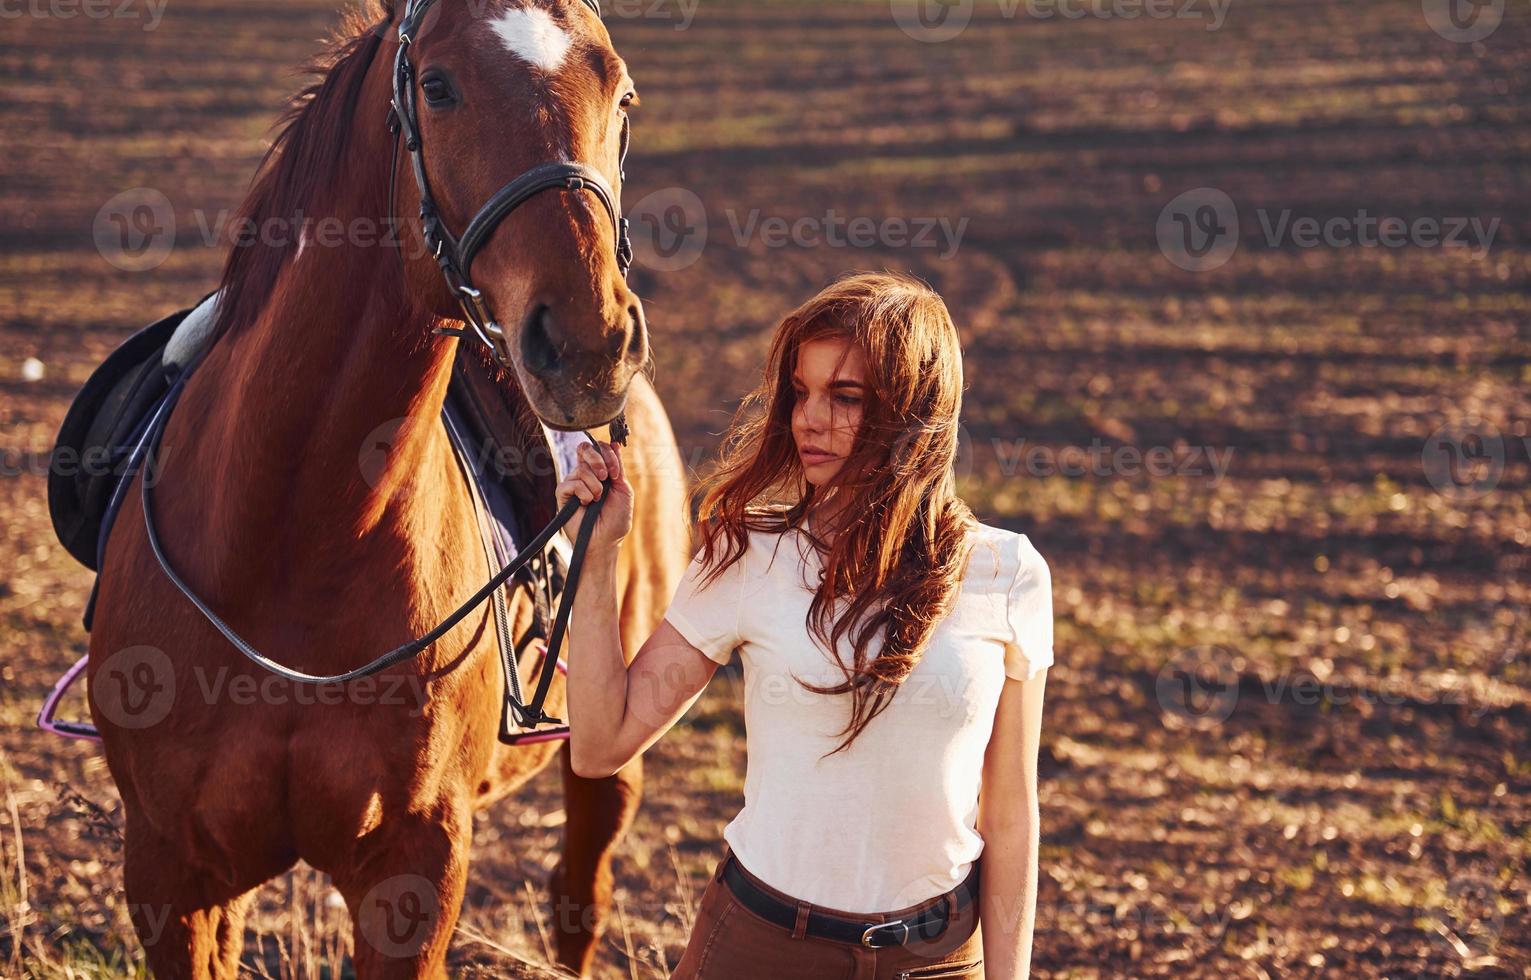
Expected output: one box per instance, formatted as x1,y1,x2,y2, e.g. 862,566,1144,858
85,1,688,976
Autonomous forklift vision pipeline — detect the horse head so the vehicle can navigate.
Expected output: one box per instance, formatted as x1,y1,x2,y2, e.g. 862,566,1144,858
214,0,647,433
387,0,646,430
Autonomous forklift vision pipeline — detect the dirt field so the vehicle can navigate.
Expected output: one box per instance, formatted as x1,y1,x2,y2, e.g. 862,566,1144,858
1,0,1528,976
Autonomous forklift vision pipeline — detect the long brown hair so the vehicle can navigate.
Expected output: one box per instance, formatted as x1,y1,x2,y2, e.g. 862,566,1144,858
692,270,976,757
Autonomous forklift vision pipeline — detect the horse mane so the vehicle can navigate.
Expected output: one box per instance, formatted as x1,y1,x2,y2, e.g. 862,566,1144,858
211,2,394,342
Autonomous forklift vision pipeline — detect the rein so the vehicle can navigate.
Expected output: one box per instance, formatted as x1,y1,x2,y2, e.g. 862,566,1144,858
136,0,630,734
139,371,622,730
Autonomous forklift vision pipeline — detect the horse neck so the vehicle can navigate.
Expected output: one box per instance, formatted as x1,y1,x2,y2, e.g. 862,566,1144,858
182,185,468,590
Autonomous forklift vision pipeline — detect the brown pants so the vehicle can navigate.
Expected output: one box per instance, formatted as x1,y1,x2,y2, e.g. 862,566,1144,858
671,844,984,980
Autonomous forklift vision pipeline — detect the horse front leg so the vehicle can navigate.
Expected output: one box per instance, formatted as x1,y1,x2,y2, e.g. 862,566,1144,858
121,807,268,980
335,808,473,980
551,747,643,977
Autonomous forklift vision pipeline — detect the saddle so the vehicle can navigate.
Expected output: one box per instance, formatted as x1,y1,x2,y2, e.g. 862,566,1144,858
47,295,586,743
48,295,215,573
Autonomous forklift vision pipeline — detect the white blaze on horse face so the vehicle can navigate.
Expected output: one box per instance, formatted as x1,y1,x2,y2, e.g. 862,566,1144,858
489,7,572,73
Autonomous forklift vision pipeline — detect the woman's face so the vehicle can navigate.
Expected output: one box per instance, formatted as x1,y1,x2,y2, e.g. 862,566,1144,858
790,336,867,485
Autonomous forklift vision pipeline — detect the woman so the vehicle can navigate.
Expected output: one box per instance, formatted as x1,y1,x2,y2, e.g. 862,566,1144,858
557,271,1052,980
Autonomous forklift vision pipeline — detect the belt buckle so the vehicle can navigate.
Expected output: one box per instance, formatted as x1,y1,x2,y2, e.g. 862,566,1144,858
860,917,909,948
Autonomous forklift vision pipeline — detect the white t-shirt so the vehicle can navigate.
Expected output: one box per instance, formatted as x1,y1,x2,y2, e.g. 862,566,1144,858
662,516,1053,913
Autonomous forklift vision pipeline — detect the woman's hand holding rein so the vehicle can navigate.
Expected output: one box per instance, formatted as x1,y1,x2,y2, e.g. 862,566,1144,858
555,440,634,553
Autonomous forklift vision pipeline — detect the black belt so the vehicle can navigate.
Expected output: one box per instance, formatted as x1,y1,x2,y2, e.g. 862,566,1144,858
720,854,980,949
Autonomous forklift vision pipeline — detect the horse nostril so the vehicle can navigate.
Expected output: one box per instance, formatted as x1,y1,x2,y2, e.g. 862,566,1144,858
626,304,645,358
521,304,559,375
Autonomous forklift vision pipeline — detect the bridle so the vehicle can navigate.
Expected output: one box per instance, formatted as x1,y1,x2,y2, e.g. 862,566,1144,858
387,0,632,366
134,0,633,739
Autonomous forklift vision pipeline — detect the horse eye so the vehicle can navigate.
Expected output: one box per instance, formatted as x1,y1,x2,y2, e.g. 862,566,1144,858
619,91,636,110
421,75,456,107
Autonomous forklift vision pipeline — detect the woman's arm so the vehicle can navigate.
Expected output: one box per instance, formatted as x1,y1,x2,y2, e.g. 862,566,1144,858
567,558,720,777
977,666,1049,980
556,440,722,779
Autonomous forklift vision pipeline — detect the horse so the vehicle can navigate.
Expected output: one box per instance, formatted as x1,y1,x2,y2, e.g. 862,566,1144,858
84,1,689,976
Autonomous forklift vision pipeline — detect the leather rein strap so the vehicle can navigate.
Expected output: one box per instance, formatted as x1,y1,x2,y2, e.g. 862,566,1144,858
388,0,631,363
139,372,625,730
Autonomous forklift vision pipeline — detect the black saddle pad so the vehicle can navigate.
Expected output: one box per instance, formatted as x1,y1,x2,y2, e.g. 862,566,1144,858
47,304,197,571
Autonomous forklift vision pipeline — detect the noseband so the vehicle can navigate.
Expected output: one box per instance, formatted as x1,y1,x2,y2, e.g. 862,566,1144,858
387,0,633,365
